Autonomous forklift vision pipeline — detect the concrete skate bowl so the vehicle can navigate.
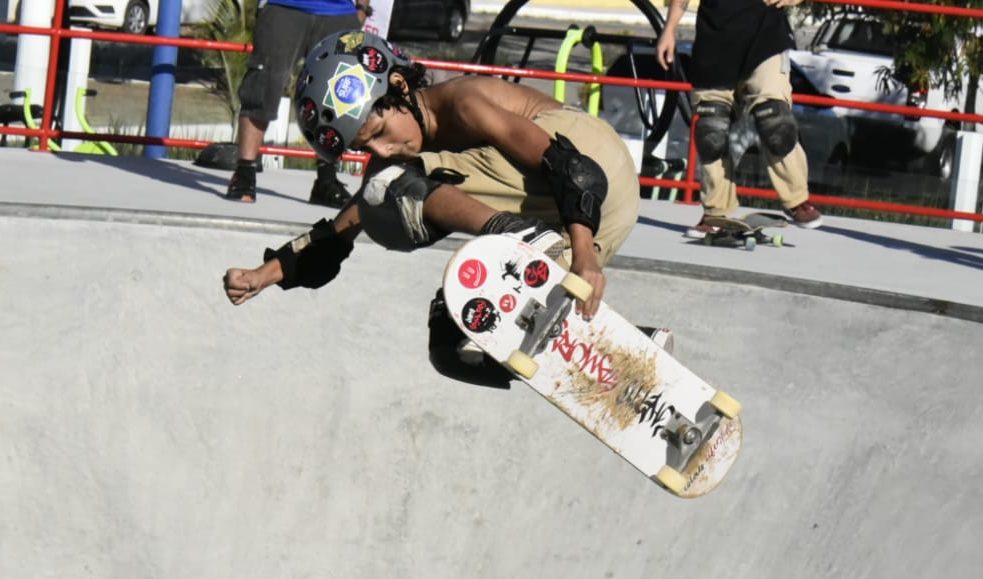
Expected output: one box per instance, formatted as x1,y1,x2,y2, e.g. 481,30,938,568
2,213,982,578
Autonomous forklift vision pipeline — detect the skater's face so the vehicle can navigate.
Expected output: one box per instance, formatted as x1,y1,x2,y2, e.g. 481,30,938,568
351,105,422,160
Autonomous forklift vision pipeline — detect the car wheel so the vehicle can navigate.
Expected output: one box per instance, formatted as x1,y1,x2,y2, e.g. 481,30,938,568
439,5,465,41
122,0,150,35
934,128,956,181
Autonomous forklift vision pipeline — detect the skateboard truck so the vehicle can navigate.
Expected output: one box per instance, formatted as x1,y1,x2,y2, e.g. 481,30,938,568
513,286,573,358
662,404,722,471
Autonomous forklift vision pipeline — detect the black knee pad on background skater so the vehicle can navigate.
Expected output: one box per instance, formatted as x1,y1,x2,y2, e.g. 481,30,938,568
694,101,733,163
751,99,799,158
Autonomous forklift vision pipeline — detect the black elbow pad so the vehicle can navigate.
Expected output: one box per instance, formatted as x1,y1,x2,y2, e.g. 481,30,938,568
541,133,607,234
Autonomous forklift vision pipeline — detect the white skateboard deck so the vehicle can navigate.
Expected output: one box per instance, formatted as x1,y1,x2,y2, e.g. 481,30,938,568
442,234,742,498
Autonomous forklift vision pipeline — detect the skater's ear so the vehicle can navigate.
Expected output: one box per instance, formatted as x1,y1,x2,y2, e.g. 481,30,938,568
388,71,409,95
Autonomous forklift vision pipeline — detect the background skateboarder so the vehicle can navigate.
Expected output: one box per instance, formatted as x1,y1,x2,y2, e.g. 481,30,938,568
656,0,824,237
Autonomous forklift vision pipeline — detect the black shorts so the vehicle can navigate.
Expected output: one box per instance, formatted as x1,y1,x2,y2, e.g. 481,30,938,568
238,4,359,122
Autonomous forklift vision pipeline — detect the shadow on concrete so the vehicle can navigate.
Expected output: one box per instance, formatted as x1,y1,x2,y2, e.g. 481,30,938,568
821,225,983,272
54,151,304,204
636,215,689,235
952,245,983,256
637,215,983,272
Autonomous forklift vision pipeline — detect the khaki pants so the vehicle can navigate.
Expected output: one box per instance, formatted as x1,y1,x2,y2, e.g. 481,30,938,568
692,53,809,216
420,108,639,267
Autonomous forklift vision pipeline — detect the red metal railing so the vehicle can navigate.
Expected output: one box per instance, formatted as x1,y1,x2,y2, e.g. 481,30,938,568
0,0,981,222
818,0,983,19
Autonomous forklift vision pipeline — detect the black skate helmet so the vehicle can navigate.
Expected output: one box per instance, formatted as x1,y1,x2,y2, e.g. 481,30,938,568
294,30,412,161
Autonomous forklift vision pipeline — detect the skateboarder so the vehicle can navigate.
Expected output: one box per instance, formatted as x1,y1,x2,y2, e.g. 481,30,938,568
656,0,823,237
222,30,643,384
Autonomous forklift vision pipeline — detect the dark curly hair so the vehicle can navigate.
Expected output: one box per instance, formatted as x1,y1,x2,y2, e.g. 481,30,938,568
371,62,430,115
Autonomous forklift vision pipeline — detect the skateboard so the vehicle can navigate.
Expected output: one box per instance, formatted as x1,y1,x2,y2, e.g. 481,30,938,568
442,234,743,498
701,212,789,250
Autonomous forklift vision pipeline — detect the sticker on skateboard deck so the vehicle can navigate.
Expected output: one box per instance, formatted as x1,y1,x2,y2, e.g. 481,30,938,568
442,234,743,498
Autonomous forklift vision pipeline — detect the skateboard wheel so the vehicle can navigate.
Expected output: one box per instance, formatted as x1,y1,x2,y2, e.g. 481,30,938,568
560,272,593,302
654,465,687,495
702,236,713,246
506,350,539,379
710,390,742,419
744,237,756,251
773,234,783,247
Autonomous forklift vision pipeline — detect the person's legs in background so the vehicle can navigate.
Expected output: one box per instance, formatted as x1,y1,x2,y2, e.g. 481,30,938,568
226,5,312,202
744,53,823,228
302,11,361,208
686,89,738,238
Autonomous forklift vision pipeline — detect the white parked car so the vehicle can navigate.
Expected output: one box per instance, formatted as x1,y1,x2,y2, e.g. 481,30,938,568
68,0,240,35
791,16,983,178
0,0,238,35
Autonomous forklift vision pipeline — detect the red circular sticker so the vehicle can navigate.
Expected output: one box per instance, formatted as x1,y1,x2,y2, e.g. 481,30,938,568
523,259,550,288
458,259,487,289
499,294,517,313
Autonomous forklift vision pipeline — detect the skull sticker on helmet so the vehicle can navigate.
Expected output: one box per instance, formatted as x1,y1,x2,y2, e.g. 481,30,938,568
358,46,389,74
315,126,345,158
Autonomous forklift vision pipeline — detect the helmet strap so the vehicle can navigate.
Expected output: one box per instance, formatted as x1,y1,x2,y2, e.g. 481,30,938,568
407,90,430,143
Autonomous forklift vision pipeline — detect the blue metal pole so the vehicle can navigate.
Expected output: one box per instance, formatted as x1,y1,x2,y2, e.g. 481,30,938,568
144,0,182,159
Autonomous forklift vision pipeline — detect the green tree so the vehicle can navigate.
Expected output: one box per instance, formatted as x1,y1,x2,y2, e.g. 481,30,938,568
806,1,983,123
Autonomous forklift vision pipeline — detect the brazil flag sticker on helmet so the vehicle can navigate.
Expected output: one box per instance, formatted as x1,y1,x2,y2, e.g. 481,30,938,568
325,62,376,121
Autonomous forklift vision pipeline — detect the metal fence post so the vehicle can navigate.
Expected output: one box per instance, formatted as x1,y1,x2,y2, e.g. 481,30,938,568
61,29,92,152
145,0,182,159
949,130,983,232
12,0,53,110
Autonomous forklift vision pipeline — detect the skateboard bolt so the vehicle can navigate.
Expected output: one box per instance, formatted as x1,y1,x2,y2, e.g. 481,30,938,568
682,428,701,445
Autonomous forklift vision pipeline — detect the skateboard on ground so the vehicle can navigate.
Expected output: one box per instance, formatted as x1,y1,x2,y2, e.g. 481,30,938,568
702,212,789,250
442,234,743,498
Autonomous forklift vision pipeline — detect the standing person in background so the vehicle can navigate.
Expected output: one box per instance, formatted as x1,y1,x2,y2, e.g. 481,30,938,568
656,0,823,237
226,0,373,207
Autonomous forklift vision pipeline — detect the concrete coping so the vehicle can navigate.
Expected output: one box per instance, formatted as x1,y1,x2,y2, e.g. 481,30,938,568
5,201,982,325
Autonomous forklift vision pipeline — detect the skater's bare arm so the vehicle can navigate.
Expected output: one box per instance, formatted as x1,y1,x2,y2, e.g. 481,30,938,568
656,0,689,70
224,260,283,306
453,93,553,168
568,224,605,320
223,208,360,306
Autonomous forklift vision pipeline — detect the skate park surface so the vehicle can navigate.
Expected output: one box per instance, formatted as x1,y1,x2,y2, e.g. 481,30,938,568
2,150,983,578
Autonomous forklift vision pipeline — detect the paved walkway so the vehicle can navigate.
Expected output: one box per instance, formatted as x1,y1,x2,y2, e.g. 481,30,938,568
2,149,981,318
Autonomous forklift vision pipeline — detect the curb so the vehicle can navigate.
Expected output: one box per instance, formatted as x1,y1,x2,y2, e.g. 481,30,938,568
4,201,980,324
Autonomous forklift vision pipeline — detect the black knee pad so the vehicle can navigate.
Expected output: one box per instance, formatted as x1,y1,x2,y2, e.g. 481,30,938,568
237,63,271,118
694,101,733,163
357,163,463,252
751,99,799,158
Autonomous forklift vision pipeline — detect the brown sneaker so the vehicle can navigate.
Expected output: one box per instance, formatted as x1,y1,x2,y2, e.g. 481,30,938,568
685,215,722,239
784,202,823,229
